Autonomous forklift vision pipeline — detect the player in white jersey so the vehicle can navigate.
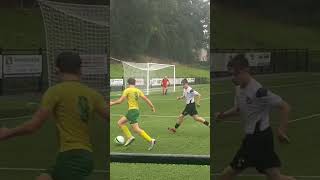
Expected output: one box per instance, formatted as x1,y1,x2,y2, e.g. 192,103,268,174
215,54,295,180
168,79,209,133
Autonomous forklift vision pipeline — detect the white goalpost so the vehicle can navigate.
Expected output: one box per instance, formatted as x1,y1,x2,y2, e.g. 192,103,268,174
112,58,176,95
39,0,109,93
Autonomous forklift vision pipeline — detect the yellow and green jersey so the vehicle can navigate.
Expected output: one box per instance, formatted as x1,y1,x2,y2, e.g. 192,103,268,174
122,87,145,110
40,81,106,152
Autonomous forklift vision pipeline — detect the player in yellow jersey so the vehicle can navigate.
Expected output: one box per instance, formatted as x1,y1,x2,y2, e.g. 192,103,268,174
110,78,156,150
0,52,108,180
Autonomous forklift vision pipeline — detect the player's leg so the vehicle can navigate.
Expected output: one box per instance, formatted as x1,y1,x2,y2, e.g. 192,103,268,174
219,166,242,180
118,116,134,144
162,87,165,95
168,114,185,133
131,123,156,150
164,87,168,95
264,168,296,180
36,174,52,180
192,114,210,127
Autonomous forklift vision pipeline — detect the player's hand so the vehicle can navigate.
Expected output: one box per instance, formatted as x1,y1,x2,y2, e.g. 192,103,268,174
151,107,156,112
176,97,181,100
214,112,225,122
196,103,201,107
110,101,114,106
277,127,290,144
0,127,10,141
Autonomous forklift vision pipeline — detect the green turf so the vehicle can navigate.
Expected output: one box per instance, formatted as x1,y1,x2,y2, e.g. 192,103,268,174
212,72,320,179
110,84,210,179
111,163,210,180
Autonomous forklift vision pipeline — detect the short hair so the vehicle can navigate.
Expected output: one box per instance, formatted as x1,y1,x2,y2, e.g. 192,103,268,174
56,52,81,74
181,78,188,85
127,78,136,85
227,54,249,71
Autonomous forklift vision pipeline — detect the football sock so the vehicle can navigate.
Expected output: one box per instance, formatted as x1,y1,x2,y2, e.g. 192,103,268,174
174,123,180,129
120,125,132,139
139,130,152,142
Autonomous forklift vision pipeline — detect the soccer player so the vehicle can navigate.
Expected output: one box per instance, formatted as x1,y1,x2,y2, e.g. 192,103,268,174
168,79,209,133
161,76,170,95
215,54,296,180
0,52,108,180
110,78,156,150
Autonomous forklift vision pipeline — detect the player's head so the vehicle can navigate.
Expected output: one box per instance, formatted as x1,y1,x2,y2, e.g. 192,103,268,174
164,76,168,79
127,78,136,86
55,52,81,76
181,78,189,89
227,54,250,86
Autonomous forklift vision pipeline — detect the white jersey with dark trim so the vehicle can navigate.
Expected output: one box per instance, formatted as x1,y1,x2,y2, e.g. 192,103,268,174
183,86,199,104
234,78,283,134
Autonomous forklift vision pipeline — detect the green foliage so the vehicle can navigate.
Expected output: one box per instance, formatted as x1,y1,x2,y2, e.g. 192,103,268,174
111,0,209,63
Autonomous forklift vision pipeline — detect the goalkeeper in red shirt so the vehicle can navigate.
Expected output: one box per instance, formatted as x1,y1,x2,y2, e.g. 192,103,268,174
161,76,170,95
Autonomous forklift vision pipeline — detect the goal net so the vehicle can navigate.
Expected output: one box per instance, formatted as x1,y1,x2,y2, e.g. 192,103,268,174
39,0,109,93
121,61,175,95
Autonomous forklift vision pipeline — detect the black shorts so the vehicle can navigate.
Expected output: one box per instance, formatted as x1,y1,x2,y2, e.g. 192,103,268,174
181,102,198,116
230,127,281,173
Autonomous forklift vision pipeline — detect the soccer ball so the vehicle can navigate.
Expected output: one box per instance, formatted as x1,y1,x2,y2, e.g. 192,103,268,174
114,136,125,145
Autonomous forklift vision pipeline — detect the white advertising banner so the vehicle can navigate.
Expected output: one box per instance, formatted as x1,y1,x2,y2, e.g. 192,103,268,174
110,79,123,86
111,78,196,87
3,55,42,77
80,54,107,75
212,52,271,72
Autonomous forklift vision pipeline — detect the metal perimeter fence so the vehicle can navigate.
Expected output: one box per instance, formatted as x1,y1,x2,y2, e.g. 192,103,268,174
210,48,320,77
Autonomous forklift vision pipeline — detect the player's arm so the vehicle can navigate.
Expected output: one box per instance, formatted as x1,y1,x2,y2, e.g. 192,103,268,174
277,100,291,143
176,95,184,100
140,95,156,112
0,108,50,140
110,96,126,106
257,88,291,143
215,106,240,121
193,90,201,106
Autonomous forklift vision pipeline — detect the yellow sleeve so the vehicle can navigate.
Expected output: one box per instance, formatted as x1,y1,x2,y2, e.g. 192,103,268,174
40,87,59,112
122,88,128,97
138,89,145,97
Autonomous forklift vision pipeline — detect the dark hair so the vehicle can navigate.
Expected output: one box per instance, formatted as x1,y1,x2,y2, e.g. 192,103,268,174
127,78,136,85
56,52,81,74
227,54,249,71
181,78,188,85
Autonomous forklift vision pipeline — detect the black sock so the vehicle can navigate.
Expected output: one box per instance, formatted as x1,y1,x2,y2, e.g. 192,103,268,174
203,121,209,126
174,123,180,129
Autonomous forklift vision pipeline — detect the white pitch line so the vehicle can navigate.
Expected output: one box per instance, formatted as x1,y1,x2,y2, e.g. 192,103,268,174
111,114,210,119
289,113,320,124
0,115,31,122
0,167,108,173
220,113,320,124
213,81,320,96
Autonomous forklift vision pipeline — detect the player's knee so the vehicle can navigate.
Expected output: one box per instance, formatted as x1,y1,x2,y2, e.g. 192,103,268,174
132,126,142,133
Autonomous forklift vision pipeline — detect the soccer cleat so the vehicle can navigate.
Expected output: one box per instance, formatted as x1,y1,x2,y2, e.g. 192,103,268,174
168,127,176,133
148,139,156,151
124,136,135,147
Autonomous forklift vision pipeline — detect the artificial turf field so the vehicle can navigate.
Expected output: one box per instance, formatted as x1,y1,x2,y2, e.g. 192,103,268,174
110,84,210,180
212,72,320,180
